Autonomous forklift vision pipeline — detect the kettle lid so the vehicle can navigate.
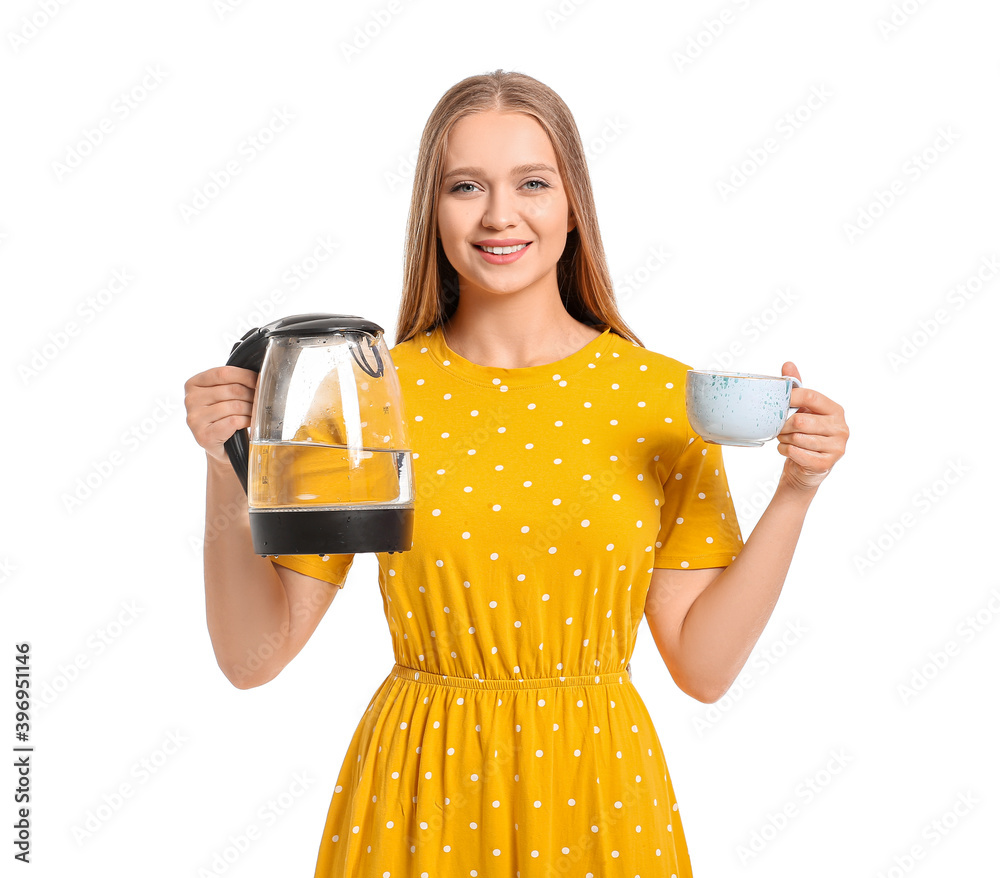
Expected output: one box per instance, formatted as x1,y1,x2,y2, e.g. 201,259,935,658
264,313,385,338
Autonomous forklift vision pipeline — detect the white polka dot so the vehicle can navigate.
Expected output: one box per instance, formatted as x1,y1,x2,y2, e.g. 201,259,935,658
462,531,471,539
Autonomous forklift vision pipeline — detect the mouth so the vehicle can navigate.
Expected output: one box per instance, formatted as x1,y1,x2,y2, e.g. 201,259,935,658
473,242,532,264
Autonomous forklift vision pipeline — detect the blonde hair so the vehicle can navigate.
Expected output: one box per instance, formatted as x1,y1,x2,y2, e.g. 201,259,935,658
394,68,644,348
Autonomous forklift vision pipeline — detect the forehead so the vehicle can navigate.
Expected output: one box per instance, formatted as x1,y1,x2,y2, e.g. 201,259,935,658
443,111,559,172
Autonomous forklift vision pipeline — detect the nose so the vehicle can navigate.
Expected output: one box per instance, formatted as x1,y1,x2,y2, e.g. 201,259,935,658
481,187,517,230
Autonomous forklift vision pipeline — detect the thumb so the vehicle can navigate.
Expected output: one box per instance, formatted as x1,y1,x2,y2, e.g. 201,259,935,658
781,361,802,383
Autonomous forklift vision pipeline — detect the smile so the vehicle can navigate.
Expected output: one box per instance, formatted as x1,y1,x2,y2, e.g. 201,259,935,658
477,243,528,254
474,242,531,264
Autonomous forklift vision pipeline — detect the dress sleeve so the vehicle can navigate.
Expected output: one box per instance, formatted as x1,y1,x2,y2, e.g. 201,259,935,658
653,429,744,570
272,552,355,588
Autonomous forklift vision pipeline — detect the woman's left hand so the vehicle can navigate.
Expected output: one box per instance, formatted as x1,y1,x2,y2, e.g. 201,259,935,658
775,362,850,493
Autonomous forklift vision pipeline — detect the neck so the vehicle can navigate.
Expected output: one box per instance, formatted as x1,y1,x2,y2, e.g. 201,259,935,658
442,296,602,369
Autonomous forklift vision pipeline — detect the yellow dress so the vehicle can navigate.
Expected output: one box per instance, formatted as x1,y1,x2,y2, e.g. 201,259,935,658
273,324,744,877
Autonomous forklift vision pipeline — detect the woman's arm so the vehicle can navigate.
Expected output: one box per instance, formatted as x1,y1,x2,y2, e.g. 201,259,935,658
643,363,849,703
186,366,344,690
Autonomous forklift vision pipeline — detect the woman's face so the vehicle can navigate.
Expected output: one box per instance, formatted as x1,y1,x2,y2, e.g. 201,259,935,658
436,110,576,302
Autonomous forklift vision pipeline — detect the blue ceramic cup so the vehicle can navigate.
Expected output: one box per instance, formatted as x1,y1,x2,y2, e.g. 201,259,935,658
685,370,802,447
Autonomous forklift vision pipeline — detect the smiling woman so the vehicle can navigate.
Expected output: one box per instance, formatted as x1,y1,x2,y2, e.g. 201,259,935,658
184,66,848,878
295,70,746,878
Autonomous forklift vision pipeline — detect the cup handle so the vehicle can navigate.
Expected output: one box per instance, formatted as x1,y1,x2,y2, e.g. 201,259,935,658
787,376,802,416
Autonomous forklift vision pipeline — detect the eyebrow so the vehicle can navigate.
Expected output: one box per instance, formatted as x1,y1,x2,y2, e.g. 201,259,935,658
442,162,559,181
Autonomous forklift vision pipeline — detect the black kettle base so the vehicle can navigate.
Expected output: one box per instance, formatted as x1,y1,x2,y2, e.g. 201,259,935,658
249,507,414,557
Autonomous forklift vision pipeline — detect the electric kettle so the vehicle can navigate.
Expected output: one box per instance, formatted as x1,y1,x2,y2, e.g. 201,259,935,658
223,313,414,557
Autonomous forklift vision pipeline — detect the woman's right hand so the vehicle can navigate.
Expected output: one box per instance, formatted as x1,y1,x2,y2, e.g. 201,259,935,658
184,366,258,465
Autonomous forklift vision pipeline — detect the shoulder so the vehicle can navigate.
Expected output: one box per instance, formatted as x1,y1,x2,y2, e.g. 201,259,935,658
388,329,434,369
604,331,692,384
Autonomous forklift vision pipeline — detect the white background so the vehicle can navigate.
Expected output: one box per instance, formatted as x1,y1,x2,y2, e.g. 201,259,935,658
2,0,998,875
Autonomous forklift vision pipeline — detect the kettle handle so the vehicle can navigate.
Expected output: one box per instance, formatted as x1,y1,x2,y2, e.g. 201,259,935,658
222,326,270,495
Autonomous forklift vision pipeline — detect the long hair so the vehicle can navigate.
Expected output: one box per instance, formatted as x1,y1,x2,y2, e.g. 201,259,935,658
394,68,643,348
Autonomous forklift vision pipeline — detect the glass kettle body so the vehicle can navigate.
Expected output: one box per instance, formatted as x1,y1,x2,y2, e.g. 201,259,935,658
224,313,414,557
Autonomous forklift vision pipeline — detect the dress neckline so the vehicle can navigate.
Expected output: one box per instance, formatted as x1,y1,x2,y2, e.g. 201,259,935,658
423,323,615,389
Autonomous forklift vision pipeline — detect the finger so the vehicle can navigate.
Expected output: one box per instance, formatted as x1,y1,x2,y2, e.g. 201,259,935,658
774,431,830,453
789,387,843,416
186,366,258,390
781,361,802,383
779,411,843,438
188,400,253,437
202,399,254,429
204,414,252,448
185,381,256,412
776,442,833,469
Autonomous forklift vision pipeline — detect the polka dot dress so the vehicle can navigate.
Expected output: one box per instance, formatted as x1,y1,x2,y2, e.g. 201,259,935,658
274,324,744,876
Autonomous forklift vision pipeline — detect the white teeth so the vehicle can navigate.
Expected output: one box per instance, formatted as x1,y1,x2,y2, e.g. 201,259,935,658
480,243,527,255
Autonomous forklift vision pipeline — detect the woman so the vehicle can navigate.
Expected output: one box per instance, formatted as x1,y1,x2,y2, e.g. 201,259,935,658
184,69,849,876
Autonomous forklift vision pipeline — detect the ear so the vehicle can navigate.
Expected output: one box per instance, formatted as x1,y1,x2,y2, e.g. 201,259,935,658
567,211,577,234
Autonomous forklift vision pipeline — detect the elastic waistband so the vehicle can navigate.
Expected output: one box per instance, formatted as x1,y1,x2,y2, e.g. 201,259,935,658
391,662,632,690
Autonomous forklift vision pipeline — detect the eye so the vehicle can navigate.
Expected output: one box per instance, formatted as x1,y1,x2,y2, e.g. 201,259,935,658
449,181,478,194
523,179,551,191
